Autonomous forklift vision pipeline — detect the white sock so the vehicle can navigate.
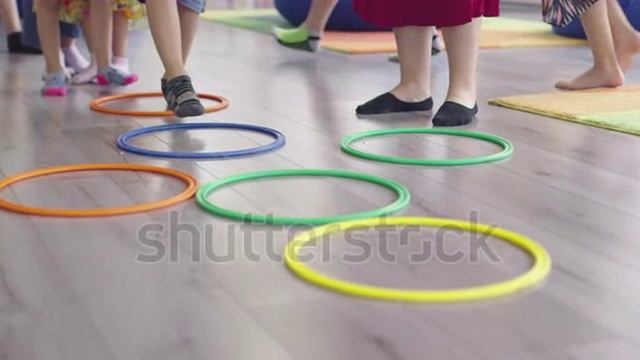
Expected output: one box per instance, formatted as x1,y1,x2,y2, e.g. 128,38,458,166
63,45,90,73
71,53,98,85
112,56,130,73
305,27,322,52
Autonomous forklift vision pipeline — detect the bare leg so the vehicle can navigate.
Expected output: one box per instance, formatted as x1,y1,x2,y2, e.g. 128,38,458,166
146,0,185,79
146,1,202,117
302,0,338,33
0,0,22,33
355,26,432,115
606,0,640,71
178,4,198,63
392,26,432,102
89,0,114,69
35,0,64,73
71,16,99,84
556,0,623,90
60,37,73,48
440,18,481,108
112,11,129,59
80,16,94,53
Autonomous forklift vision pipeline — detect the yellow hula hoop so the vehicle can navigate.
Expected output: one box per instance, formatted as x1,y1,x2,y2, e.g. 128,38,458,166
284,217,552,303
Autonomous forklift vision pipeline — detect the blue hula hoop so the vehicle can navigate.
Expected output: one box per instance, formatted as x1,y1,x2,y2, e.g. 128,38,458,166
117,123,286,159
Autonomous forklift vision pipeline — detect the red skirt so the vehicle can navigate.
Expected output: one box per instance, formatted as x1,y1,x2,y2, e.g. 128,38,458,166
353,0,500,28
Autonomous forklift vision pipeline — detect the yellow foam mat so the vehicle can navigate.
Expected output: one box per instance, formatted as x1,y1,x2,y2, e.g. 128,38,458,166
489,86,640,136
201,9,586,54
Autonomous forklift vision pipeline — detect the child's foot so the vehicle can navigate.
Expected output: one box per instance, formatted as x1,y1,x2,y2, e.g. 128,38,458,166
112,56,130,73
96,66,139,86
72,55,98,85
432,101,478,127
555,66,624,90
273,26,321,52
161,78,168,98
161,78,170,110
63,44,90,73
7,32,42,54
42,72,69,97
165,75,205,118
615,32,640,72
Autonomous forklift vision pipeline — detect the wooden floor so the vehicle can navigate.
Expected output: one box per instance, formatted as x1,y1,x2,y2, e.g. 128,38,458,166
2,5,640,360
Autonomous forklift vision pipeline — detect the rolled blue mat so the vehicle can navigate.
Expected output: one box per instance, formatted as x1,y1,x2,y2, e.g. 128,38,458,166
274,0,388,31
553,0,639,39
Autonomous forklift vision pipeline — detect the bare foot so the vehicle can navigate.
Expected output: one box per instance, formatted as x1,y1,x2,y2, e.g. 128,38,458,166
615,32,640,72
555,66,624,90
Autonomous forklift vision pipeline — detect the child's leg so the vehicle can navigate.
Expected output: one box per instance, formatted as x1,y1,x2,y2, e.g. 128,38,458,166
273,0,338,52
178,3,199,63
72,17,99,84
36,0,64,74
432,18,481,126
146,0,186,79
146,0,204,117
0,0,22,33
36,0,68,96
91,1,137,85
556,0,623,90
89,0,113,70
356,26,433,115
112,11,130,71
606,0,640,71
1,0,42,53
61,36,90,73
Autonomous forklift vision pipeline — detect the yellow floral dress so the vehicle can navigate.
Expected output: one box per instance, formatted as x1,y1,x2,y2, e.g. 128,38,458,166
60,0,145,23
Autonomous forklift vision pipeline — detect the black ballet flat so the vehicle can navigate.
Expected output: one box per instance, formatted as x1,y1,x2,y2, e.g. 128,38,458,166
432,101,478,127
356,93,433,115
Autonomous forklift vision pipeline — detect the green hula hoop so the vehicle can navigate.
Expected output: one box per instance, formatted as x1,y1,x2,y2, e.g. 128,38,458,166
341,128,514,166
285,217,552,303
196,169,411,226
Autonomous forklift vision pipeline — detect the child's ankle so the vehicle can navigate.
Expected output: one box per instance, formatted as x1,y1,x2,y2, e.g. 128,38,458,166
165,71,189,81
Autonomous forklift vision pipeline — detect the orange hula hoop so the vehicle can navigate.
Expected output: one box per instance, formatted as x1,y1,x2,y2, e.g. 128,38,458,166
89,92,230,117
0,163,198,217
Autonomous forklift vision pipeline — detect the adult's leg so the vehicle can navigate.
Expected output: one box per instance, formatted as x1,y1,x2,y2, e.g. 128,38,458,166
606,0,640,71
303,0,338,33
273,0,338,52
431,18,482,126
556,0,623,90
356,26,433,115
392,26,432,102
440,18,481,108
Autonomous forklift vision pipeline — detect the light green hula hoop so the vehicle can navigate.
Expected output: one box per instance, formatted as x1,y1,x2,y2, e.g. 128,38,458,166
341,128,514,166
